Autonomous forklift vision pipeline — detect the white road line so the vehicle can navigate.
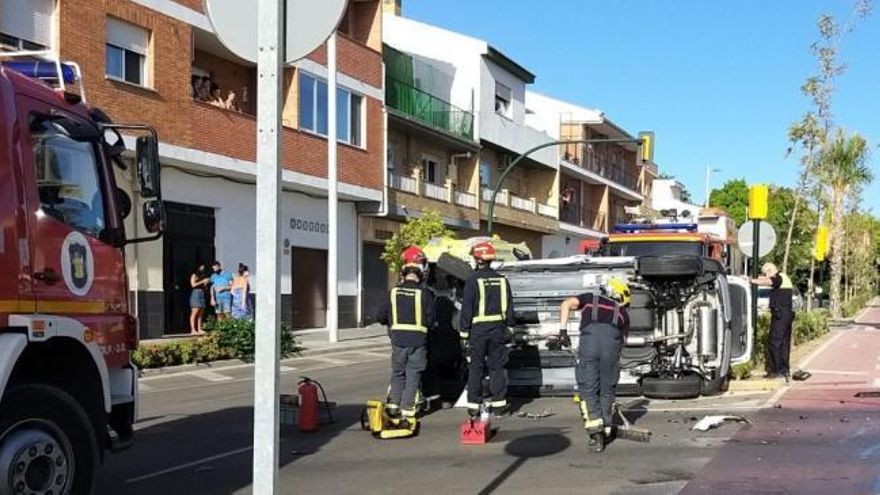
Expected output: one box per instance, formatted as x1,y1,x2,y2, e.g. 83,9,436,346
139,363,254,382
873,378,880,388
875,364,880,371
280,365,297,373
810,369,869,376
356,351,390,359
191,370,234,382
307,355,350,365
138,382,153,392
798,329,847,370
125,446,253,484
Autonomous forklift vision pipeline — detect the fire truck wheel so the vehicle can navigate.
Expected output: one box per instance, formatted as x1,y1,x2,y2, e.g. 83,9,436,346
0,384,99,495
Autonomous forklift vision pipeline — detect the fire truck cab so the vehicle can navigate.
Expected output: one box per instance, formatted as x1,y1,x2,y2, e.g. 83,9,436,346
0,53,163,494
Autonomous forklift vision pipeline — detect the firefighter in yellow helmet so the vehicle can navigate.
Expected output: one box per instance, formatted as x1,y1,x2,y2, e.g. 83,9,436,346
459,241,515,418
376,246,434,424
558,277,631,453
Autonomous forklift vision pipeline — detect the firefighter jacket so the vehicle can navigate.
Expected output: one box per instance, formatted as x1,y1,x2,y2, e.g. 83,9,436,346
376,280,435,347
575,293,630,334
459,267,515,336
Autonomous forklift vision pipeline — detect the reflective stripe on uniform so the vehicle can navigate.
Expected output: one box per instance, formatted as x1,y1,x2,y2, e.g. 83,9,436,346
489,399,507,408
473,277,508,324
779,273,793,289
390,287,427,332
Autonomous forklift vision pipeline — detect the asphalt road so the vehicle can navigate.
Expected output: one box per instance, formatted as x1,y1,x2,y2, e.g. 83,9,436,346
95,348,776,495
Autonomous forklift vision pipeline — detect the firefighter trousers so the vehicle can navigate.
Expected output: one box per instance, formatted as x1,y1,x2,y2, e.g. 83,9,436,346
466,327,508,408
576,323,622,426
389,344,427,416
769,309,794,375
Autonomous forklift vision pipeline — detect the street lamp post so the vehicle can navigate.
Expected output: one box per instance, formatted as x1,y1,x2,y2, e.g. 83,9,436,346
486,137,645,237
704,166,721,208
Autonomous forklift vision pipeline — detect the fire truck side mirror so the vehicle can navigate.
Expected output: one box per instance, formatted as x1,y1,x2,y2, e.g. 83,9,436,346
136,135,161,199
143,200,165,234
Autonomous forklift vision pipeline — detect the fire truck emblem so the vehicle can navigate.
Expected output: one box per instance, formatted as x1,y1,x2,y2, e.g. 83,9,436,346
61,231,94,296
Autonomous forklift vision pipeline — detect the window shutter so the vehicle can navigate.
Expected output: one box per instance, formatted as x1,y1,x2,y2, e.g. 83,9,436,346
0,0,54,47
106,17,148,55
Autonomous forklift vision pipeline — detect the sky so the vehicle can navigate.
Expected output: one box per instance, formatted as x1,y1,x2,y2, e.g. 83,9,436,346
402,0,880,211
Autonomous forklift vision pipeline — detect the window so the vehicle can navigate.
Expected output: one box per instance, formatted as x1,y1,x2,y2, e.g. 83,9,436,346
31,118,106,238
0,0,53,51
421,157,439,184
299,72,364,147
480,161,491,188
105,17,149,86
494,82,511,116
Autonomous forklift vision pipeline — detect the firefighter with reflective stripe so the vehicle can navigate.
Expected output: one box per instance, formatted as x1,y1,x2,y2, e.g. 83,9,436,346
752,262,794,381
459,241,515,417
559,278,631,453
376,246,435,422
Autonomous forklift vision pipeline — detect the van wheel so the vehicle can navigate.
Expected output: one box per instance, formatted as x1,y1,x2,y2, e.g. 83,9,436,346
0,384,99,495
641,373,702,399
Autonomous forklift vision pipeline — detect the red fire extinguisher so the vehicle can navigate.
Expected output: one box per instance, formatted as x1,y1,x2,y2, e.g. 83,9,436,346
298,377,320,432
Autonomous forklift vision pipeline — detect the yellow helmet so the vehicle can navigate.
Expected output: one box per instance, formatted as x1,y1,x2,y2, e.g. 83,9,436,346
602,278,631,306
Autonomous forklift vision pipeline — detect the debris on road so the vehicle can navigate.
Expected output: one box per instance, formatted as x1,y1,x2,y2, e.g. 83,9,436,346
515,408,554,419
692,415,751,432
792,370,812,381
855,391,880,398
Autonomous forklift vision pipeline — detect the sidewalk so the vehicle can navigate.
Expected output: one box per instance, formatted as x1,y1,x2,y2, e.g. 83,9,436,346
138,325,390,377
682,301,880,495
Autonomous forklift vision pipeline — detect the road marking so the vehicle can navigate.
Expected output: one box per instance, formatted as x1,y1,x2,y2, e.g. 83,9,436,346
138,382,153,392
873,378,880,388
139,363,255,382
280,365,297,373
797,329,847,370
356,351,390,359
191,370,234,382
875,364,880,371
810,369,868,376
307,355,350,365
125,446,253,484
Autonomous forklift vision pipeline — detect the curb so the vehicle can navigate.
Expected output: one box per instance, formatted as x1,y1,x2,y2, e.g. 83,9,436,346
137,341,390,378
728,378,783,393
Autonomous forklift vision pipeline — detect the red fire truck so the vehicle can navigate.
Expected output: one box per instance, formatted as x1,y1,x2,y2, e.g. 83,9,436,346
0,52,163,494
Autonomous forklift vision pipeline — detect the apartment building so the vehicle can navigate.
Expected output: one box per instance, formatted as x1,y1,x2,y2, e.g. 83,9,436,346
1,0,385,336
526,92,658,258
381,8,560,257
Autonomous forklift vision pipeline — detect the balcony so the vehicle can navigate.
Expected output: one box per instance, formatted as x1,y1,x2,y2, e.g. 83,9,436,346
385,77,474,141
481,188,556,219
390,172,478,209
560,204,607,232
561,143,640,192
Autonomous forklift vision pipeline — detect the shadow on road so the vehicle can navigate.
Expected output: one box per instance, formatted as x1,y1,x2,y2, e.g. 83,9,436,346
96,404,365,495
478,428,572,495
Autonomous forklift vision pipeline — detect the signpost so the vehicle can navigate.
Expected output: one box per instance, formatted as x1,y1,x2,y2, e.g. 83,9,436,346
204,1,348,492
747,184,769,339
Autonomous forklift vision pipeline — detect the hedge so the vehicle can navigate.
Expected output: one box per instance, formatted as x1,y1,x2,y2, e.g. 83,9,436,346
731,309,830,380
132,319,301,370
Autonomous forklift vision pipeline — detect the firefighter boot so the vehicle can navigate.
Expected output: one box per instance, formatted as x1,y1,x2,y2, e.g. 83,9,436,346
580,401,605,452
588,432,606,453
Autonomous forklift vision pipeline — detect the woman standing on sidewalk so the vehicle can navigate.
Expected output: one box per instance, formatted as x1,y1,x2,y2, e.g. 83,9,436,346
189,264,210,334
231,263,251,320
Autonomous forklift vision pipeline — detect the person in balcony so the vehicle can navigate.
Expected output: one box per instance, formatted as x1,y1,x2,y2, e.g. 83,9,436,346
224,89,240,112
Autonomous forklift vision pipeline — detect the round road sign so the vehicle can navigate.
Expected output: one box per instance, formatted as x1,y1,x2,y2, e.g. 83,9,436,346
205,0,348,64
737,221,777,258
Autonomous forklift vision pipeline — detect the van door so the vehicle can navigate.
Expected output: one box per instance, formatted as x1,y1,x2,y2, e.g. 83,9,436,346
19,97,130,368
727,277,753,364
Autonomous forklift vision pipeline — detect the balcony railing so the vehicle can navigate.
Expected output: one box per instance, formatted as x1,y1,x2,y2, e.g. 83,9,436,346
386,76,474,141
391,173,418,195
560,204,607,231
422,182,448,202
537,203,556,218
510,195,535,212
561,144,640,192
454,191,477,208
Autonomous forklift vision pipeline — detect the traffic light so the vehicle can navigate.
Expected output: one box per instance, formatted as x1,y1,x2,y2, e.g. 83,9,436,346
814,225,830,261
638,131,654,164
748,185,769,220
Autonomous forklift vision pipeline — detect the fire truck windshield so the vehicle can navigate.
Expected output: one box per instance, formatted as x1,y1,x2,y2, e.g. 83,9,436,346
605,241,704,257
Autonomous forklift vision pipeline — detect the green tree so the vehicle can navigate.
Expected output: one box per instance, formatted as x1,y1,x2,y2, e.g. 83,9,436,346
709,179,749,226
381,209,452,273
819,130,873,318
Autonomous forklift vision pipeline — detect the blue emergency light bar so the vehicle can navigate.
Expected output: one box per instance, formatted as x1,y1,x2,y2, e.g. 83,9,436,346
613,223,698,233
1,60,78,84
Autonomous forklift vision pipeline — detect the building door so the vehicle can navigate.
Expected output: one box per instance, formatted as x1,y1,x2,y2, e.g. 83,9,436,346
163,202,215,334
291,247,327,329
361,243,388,326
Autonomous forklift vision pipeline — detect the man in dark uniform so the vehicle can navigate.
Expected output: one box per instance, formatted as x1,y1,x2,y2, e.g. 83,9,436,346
459,241,514,418
377,246,434,424
752,262,794,381
558,278,631,453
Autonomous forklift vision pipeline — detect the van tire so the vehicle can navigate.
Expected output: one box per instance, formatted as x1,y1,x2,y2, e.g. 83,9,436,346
641,374,702,399
0,384,99,495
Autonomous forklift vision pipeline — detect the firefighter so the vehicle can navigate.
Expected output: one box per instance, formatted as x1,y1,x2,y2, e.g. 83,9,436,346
558,278,631,453
376,246,435,424
752,262,794,381
459,241,514,417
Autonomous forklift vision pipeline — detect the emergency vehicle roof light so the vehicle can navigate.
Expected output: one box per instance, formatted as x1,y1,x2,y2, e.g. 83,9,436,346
0,50,87,104
613,223,698,233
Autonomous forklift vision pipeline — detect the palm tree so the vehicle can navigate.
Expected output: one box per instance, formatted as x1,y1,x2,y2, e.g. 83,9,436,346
818,130,873,318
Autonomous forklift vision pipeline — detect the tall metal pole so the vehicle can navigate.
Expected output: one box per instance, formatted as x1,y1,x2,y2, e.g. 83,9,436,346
751,219,760,338
327,34,339,343
486,138,641,236
253,0,283,491
704,166,711,208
